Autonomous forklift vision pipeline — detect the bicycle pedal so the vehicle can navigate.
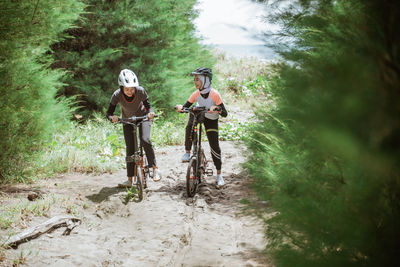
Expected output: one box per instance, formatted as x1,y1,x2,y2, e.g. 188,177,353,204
205,168,214,176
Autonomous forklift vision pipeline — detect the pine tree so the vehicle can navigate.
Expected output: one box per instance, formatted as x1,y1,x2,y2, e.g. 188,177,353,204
51,0,214,116
0,0,85,181
246,0,400,266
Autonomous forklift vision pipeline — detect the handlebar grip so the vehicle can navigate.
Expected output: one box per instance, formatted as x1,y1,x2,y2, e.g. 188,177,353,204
175,106,184,113
175,105,188,113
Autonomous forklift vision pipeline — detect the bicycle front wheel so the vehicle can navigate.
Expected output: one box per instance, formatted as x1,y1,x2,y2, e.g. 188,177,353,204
136,165,144,201
141,157,149,189
199,148,207,183
186,158,198,197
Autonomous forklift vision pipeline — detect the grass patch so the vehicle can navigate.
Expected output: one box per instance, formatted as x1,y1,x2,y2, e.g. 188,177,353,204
220,118,250,141
37,114,125,176
0,195,56,230
213,49,274,81
31,113,188,177
151,113,187,147
212,49,278,109
0,193,84,231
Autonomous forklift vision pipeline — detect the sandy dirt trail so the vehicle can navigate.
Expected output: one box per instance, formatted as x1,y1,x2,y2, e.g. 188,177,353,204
1,141,271,266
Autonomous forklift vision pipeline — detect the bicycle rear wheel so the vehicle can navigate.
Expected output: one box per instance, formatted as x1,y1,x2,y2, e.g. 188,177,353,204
186,158,198,197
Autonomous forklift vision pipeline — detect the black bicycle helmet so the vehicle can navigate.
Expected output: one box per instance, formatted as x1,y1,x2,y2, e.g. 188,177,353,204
190,67,212,81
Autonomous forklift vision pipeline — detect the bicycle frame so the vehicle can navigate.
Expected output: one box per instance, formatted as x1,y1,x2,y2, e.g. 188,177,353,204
180,106,215,197
125,120,146,181
190,112,209,180
118,115,153,200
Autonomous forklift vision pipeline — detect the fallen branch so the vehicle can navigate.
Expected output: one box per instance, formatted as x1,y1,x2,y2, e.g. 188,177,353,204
2,215,81,249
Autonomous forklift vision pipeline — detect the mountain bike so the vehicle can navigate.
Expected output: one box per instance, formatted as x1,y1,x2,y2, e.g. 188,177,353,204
179,106,220,197
118,114,157,201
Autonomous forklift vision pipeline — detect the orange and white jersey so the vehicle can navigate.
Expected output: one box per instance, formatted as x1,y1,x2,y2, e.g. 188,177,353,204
188,88,223,120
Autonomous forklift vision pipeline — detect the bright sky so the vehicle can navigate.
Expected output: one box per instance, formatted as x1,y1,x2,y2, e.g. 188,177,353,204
194,0,273,45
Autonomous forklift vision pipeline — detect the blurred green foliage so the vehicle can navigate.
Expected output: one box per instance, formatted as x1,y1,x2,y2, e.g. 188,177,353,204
246,0,400,266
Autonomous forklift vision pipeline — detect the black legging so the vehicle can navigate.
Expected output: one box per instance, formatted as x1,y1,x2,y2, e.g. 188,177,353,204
185,114,221,170
123,120,156,177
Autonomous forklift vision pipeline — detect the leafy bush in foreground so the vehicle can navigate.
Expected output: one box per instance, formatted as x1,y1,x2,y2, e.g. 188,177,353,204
246,0,400,266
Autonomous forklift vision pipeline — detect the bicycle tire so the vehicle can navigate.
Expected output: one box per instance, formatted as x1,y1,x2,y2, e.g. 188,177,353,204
142,157,149,189
186,158,198,197
199,148,207,183
136,165,144,201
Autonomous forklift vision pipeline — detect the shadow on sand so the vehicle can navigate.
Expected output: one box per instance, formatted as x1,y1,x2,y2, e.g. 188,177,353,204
86,186,125,203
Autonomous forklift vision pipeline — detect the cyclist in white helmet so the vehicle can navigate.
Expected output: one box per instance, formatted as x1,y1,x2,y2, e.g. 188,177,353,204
106,69,162,187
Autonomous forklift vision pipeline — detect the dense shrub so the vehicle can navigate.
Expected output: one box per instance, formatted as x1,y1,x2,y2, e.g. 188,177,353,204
0,0,85,182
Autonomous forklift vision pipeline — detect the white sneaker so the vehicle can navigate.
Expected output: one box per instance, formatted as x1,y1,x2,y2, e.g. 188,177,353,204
153,169,162,182
216,174,225,186
181,153,190,162
118,180,132,188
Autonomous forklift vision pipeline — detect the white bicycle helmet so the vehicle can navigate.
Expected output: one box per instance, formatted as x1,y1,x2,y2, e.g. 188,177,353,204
118,69,139,87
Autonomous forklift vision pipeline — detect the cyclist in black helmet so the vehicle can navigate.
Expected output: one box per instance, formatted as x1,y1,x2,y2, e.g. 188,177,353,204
175,67,228,186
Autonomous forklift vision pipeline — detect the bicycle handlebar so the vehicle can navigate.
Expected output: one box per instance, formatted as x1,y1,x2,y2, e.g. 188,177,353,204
118,114,158,125
175,106,221,113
